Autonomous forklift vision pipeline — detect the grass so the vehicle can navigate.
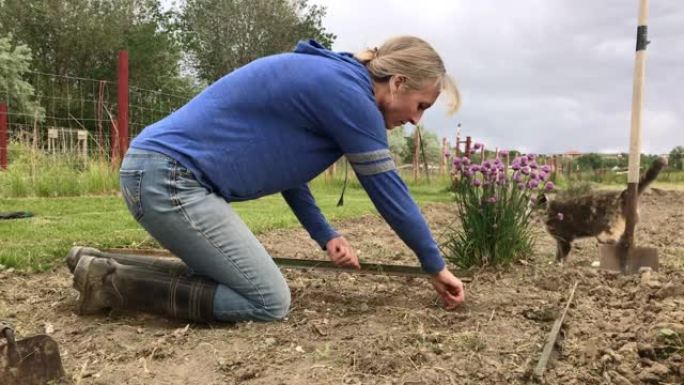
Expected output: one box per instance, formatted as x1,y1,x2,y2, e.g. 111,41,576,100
0,182,452,271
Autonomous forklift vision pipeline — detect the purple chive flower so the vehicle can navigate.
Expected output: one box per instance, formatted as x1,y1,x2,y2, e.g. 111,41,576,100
486,196,497,204
453,158,462,167
529,172,539,180
444,152,451,158
544,181,555,191
529,162,538,169
541,165,552,173
499,150,509,157
462,157,471,166
527,153,536,160
539,170,548,180
520,156,528,166
470,164,481,172
473,143,483,150
472,178,482,187
482,160,492,169
521,166,530,175
518,182,526,190
528,179,540,189
464,169,474,177
513,171,522,182
557,212,564,221
511,162,521,171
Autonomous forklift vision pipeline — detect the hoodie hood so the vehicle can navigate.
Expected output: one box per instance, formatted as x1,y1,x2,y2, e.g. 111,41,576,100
293,40,368,74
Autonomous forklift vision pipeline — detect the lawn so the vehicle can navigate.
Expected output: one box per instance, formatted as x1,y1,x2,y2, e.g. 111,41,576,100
0,183,452,271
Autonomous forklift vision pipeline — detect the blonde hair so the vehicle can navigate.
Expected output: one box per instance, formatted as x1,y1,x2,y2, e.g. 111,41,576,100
354,36,460,114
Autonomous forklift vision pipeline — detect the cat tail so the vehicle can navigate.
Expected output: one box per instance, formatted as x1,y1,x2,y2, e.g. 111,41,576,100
637,156,668,195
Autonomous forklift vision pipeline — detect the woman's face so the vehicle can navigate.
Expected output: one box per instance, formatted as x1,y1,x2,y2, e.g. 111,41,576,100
378,77,441,130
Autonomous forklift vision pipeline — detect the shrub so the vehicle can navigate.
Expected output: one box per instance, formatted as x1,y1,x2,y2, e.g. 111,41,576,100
441,148,554,268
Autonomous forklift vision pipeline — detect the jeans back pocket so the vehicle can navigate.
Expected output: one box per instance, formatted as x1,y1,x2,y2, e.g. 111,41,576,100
120,170,145,220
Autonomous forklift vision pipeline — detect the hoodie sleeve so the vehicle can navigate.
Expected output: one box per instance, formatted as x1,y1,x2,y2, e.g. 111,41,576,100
308,74,446,274
281,184,340,250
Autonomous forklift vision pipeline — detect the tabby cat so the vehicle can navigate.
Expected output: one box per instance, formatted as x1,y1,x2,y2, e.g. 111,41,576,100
539,156,667,262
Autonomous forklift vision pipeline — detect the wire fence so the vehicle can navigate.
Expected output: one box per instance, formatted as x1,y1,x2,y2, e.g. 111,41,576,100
0,69,191,164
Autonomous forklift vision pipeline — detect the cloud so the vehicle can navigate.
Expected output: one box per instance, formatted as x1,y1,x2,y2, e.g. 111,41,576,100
313,0,684,154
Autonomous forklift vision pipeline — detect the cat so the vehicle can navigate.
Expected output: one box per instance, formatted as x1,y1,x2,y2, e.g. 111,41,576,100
538,156,667,262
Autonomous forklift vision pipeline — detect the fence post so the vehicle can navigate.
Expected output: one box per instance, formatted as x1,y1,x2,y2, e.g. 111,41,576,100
413,128,421,182
0,104,7,170
117,50,129,161
440,137,447,175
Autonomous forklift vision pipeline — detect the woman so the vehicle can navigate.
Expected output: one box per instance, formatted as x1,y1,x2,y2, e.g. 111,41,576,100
70,36,466,322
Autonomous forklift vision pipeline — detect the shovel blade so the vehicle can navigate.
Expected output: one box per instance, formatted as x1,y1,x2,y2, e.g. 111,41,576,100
599,245,658,274
1,334,66,385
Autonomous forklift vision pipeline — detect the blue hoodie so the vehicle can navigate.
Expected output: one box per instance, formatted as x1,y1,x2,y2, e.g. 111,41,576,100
130,40,446,274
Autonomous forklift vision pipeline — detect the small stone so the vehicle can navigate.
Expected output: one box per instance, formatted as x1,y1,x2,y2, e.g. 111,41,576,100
264,337,277,346
637,371,660,383
295,345,305,353
608,370,632,385
648,362,669,376
618,342,637,356
637,343,656,359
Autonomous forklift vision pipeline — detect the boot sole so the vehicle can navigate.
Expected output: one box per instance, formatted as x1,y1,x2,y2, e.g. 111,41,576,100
72,255,115,315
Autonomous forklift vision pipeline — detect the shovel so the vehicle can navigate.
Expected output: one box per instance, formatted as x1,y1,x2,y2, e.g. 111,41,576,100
0,321,66,385
599,0,658,274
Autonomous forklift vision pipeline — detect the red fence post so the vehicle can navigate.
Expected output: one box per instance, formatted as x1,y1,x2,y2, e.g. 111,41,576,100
117,51,129,161
0,104,7,170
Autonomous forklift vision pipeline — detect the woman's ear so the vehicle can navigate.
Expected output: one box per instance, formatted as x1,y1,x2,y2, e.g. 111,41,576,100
389,75,407,94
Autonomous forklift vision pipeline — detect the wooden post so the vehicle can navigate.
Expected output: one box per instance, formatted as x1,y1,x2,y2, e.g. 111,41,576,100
413,128,421,182
78,130,88,160
455,131,461,157
0,103,7,170
440,137,447,175
465,136,472,156
117,51,129,162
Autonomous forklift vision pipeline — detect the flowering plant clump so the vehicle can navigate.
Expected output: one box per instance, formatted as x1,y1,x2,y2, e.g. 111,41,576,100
441,148,554,269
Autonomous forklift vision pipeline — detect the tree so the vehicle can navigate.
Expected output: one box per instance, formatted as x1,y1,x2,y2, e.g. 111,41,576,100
576,153,603,171
0,35,44,119
181,0,336,82
387,126,408,164
0,0,195,131
0,0,191,90
404,126,440,165
669,146,684,170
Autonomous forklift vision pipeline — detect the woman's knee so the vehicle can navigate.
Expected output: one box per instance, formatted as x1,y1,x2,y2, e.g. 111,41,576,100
260,285,291,321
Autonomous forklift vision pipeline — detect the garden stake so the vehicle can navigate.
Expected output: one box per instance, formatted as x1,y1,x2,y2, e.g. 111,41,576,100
531,281,578,382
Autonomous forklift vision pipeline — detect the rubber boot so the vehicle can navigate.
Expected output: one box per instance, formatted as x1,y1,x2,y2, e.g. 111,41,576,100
72,255,216,322
66,246,189,276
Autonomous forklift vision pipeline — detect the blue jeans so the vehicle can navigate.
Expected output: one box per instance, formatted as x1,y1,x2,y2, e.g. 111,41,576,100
119,148,291,322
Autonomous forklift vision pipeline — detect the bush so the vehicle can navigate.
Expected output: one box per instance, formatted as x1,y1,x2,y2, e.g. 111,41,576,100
441,149,554,268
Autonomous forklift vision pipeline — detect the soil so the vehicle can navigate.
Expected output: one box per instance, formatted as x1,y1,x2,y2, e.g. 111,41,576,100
1,189,683,384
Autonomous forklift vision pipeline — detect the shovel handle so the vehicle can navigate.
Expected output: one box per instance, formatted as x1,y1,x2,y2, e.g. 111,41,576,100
628,0,649,183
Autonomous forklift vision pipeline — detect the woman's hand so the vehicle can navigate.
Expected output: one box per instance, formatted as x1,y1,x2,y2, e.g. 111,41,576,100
326,236,360,269
430,267,465,309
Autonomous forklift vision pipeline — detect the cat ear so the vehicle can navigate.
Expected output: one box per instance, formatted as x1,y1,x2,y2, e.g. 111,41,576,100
536,193,549,207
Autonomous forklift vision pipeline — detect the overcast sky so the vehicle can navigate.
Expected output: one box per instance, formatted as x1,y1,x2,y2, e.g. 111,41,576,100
310,0,683,155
